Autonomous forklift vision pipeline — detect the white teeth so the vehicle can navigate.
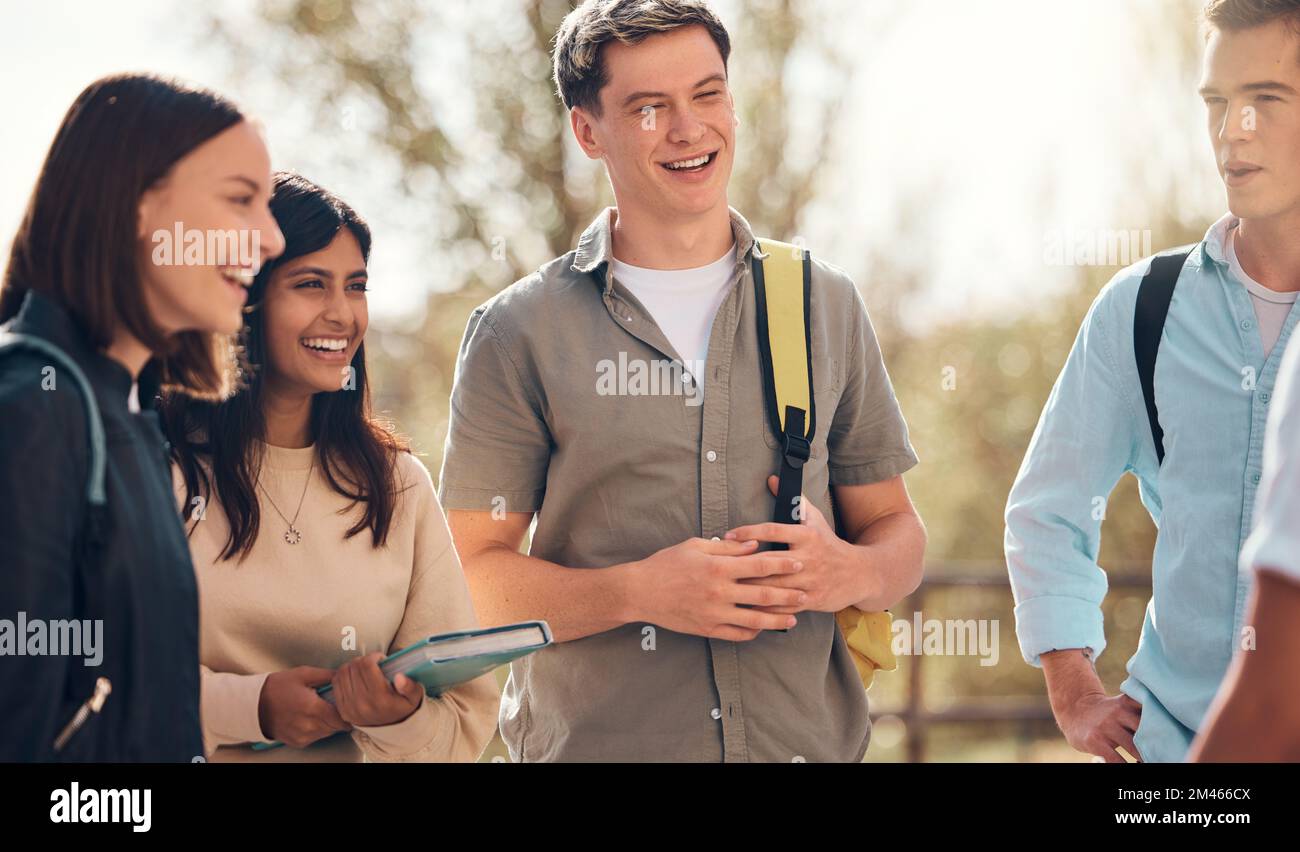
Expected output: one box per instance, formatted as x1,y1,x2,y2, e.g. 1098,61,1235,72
665,154,711,170
221,269,255,285
301,338,348,351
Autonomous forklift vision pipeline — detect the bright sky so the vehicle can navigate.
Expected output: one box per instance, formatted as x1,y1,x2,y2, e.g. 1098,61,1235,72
1,0,1225,328
795,0,1224,330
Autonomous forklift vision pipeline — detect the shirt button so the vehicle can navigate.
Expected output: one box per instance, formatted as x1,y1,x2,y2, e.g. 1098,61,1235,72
710,707,722,720
706,450,718,462
1241,319,1253,330
1260,392,1271,404
1252,472,1261,484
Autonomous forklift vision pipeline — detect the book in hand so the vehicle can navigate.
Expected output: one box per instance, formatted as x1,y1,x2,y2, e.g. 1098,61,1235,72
253,620,551,751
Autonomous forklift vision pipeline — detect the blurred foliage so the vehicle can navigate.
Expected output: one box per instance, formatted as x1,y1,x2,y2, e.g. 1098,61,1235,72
205,0,1209,761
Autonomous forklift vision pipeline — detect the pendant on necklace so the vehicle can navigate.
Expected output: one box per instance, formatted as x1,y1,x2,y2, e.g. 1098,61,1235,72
284,526,302,545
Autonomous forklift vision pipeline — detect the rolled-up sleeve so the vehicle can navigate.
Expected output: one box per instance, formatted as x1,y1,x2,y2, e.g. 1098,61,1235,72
1004,279,1145,666
826,282,919,485
1242,335,1300,582
438,305,552,513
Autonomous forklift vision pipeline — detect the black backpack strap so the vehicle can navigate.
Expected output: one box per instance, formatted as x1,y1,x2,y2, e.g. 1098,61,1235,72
0,332,108,520
1133,249,1193,465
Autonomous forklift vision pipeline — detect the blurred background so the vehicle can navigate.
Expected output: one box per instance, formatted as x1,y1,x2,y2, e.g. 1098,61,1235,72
2,0,1231,761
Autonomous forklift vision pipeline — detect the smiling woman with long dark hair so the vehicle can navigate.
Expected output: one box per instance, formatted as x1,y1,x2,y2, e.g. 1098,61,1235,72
168,173,402,561
161,172,497,762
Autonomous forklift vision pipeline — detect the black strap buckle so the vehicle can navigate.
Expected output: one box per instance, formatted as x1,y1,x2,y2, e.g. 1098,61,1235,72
781,431,811,468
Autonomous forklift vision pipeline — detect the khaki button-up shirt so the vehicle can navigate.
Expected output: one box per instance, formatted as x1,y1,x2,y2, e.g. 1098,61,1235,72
439,207,918,761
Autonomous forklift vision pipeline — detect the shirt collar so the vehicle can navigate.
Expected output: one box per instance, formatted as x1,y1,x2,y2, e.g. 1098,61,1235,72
1201,211,1239,267
572,205,759,294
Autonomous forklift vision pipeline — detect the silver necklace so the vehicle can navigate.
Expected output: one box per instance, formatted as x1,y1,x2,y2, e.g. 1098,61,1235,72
257,456,314,545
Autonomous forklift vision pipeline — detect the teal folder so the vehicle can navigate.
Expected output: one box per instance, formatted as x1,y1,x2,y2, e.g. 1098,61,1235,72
252,620,551,751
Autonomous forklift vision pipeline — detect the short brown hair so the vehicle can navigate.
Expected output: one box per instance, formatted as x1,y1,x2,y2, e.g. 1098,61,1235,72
552,0,731,115
1,73,247,399
1202,0,1300,39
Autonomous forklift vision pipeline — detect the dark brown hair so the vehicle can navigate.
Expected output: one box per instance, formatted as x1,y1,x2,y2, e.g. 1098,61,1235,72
1,72,247,397
162,172,408,561
1203,0,1300,42
552,0,731,116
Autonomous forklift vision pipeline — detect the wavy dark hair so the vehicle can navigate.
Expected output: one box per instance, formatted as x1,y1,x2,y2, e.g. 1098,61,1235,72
1,72,246,397
161,172,408,561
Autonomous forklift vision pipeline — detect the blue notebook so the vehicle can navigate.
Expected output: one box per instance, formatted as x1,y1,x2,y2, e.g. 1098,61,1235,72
252,620,551,750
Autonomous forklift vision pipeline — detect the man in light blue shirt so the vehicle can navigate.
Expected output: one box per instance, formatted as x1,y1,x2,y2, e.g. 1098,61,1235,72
1004,0,1300,763
1190,335,1300,760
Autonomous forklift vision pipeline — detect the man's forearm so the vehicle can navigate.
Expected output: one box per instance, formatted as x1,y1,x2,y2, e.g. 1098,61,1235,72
847,509,926,611
461,545,634,643
1041,648,1106,715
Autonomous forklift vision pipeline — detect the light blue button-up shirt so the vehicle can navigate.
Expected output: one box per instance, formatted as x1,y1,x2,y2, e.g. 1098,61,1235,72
1004,212,1300,762
1241,331,1300,581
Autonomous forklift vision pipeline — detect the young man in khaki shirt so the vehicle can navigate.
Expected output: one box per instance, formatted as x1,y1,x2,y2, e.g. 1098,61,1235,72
439,0,925,762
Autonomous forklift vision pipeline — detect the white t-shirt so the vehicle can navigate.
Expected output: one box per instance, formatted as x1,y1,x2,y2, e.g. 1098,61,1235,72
610,243,738,389
1227,227,1298,359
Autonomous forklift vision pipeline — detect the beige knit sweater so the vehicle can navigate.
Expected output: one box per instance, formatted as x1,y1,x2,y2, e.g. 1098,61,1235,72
174,443,499,762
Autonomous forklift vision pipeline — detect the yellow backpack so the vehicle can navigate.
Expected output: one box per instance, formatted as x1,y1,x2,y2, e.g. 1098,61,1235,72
751,238,897,688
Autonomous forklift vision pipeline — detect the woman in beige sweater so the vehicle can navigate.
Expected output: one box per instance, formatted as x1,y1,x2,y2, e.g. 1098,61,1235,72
161,172,498,762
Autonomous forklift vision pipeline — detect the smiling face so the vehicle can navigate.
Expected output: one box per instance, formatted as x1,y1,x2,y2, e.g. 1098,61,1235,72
136,119,285,336
1200,20,1300,222
260,228,369,398
570,24,736,222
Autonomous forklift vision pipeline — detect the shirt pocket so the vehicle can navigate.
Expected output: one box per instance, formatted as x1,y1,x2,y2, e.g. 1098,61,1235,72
760,355,842,460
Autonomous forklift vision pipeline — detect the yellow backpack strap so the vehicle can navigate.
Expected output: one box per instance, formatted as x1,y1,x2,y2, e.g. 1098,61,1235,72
753,239,898,688
751,238,814,525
